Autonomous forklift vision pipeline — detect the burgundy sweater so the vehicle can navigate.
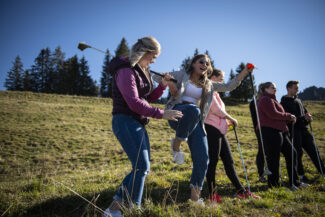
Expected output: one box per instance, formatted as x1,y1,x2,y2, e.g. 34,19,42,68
257,93,292,132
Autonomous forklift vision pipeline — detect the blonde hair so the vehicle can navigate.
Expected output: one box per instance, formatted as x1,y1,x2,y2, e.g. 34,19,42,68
129,36,161,67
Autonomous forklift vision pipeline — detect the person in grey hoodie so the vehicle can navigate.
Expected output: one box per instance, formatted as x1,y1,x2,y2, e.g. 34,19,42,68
153,54,254,204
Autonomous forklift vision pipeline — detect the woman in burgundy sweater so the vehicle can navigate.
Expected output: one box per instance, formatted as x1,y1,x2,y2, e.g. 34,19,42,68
258,82,303,190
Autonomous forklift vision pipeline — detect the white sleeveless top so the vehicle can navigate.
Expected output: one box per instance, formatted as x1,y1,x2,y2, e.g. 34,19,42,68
181,82,202,104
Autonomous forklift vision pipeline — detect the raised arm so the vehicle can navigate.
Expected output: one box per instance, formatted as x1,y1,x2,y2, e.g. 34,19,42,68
212,63,253,92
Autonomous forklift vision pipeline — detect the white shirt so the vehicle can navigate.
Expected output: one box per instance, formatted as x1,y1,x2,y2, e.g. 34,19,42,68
181,82,202,104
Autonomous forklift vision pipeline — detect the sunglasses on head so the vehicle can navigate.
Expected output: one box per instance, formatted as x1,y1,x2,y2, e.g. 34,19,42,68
199,59,210,66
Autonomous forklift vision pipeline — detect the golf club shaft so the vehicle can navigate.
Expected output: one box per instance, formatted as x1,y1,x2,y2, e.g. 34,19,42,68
90,47,108,54
78,42,177,84
309,123,324,176
234,127,252,196
150,70,177,83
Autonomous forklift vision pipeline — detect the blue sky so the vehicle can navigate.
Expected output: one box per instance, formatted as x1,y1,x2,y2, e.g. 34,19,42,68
1,0,324,99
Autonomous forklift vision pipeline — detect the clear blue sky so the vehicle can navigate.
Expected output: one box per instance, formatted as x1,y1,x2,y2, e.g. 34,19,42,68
1,0,324,99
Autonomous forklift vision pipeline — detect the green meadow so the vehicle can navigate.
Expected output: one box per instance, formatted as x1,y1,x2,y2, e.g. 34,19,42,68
0,91,324,217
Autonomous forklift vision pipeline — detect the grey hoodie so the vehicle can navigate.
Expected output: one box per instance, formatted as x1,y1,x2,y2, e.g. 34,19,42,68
152,69,241,134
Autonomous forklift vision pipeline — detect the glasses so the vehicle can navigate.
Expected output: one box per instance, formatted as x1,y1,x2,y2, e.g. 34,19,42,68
269,86,277,90
199,59,210,66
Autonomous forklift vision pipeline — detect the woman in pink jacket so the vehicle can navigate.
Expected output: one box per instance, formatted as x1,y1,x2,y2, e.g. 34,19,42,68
205,69,259,202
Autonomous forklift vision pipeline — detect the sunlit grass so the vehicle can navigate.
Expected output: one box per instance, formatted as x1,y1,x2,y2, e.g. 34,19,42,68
0,91,324,216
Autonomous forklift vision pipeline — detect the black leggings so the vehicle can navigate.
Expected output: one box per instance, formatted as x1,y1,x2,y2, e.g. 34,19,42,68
293,127,325,176
205,124,245,195
255,130,265,177
261,127,299,187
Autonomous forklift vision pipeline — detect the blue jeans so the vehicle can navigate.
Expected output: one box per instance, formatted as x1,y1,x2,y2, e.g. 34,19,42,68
112,114,150,208
168,103,209,190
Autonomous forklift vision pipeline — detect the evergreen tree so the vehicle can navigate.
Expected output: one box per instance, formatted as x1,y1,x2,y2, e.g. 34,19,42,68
30,48,53,93
181,56,192,71
5,56,24,91
79,56,98,96
52,46,66,93
23,70,32,91
229,62,256,102
115,37,130,57
62,55,80,95
194,48,199,56
100,49,112,97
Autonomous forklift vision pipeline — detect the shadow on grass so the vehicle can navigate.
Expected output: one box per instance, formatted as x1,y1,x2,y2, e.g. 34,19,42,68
18,187,116,217
18,177,279,217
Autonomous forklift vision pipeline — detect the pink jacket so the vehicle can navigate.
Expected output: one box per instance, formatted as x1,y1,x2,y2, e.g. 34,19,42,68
204,91,229,135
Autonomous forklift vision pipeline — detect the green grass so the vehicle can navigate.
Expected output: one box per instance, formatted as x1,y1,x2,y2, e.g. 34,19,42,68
0,91,324,217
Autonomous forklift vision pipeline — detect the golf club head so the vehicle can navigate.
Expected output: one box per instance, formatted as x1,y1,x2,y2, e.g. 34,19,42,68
263,168,272,176
78,42,91,51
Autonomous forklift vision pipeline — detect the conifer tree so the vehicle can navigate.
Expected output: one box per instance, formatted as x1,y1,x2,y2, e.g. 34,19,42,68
115,37,130,57
62,55,80,95
79,56,98,96
229,62,256,102
5,56,24,91
30,48,53,93
100,49,112,97
52,46,65,93
23,70,32,91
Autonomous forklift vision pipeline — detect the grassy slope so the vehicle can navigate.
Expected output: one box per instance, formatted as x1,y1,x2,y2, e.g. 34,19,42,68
0,91,324,217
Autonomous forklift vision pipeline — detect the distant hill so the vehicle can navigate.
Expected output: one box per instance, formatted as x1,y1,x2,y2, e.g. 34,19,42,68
298,86,325,100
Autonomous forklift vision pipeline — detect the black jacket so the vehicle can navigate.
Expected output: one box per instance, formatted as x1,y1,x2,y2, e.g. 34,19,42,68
280,95,308,129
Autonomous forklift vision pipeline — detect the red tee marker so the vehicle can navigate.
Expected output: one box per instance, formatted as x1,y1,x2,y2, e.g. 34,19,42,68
247,63,255,69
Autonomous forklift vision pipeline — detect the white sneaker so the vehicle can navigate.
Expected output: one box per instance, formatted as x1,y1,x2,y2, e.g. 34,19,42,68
171,138,184,165
195,198,204,205
103,208,123,217
299,182,310,187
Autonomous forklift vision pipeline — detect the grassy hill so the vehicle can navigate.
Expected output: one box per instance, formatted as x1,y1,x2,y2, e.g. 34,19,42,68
0,91,324,217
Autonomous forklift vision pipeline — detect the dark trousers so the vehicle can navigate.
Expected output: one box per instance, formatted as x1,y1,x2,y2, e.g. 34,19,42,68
255,130,265,177
205,124,245,195
261,127,299,187
293,127,325,176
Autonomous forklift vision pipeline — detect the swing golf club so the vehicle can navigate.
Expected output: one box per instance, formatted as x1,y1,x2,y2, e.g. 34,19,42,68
309,123,324,177
233,125,252,197
248,65,272,176
77,42,177,83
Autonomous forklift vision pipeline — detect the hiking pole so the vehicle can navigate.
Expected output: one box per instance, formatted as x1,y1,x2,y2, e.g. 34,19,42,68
77,42,177,83
291,123,295,188
248,65,272,176
309,123,324,177
279,160,284,186
233,126,252,197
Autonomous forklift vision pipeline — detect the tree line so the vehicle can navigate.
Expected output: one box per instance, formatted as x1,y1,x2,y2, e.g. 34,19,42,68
5,37,260,102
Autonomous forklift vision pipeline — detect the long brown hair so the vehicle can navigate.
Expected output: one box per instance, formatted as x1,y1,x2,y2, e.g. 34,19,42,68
187,54,213,111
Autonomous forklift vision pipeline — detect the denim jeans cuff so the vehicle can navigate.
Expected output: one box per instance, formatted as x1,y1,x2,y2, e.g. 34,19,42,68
189,183,203,190
175,136,187,142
